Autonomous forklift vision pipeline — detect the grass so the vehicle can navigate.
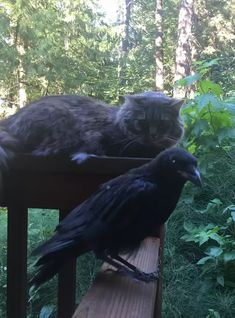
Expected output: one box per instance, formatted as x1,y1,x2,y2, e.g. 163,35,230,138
162,199,235,318
0,209,101,317
162,148,235,318
0,148,235,317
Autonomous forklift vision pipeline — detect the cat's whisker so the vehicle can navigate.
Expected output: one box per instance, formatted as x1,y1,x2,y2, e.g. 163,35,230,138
119,138,140,155
165,136,177,141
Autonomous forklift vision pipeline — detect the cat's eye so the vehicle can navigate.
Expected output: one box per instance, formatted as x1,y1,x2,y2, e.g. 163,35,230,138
136,119,148,131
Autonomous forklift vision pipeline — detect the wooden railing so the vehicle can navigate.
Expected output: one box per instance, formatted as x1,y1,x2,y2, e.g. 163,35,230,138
0,155,163,318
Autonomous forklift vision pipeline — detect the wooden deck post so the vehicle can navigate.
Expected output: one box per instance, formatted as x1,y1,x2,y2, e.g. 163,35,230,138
58,209,77,318
0,155,162,318
7,205,28,318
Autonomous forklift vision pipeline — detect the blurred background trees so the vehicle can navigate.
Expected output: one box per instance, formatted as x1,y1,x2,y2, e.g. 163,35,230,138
0,1,234,317
0,0,234,110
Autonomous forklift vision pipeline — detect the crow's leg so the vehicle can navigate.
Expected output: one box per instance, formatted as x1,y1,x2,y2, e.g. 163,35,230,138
111,254,137,271
112,254,160,280
100,253,158,283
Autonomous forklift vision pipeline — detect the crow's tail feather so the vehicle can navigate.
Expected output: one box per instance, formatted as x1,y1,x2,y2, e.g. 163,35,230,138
31,242,88,288
30,257,64,288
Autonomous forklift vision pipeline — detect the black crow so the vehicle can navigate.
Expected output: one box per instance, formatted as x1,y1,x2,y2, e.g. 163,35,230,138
31,147,201,287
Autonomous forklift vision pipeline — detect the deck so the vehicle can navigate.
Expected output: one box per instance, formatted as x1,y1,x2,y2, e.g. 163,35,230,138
0,155,163,318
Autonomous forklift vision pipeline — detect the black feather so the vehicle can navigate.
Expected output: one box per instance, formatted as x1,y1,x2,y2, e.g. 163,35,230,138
31,147,201,286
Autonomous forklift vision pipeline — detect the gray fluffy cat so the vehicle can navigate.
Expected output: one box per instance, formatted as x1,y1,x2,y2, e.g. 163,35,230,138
0,91,184,167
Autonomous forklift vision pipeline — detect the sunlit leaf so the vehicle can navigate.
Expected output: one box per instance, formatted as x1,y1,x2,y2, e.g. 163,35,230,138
197,256,212,265
216,275,224,287
39,305,55,318
199,80,222,96
223,252,235,262
206,247,223,257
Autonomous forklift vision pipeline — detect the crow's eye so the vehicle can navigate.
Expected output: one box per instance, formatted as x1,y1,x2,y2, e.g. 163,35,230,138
172,159,176,164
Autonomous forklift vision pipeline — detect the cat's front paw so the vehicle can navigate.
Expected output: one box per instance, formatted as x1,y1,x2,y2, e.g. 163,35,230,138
71,152,97,164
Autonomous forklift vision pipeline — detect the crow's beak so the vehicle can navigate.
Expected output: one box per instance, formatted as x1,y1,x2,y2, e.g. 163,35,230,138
178,166,202,187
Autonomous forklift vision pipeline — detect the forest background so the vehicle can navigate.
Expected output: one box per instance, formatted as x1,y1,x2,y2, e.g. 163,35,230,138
0,0,235,317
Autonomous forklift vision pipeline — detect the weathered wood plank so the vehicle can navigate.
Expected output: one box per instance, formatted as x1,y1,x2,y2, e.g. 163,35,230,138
7,155,150,175
73,237,160,318
1,156,150,210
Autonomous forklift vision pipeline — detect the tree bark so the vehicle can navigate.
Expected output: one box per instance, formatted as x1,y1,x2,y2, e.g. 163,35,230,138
174,0,194,98
118,0,132,88
17,44,27,108
15,18,27,108
155,0,164,91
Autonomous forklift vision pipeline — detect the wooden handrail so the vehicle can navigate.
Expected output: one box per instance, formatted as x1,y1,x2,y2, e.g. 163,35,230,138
73,235,164,318
0,155,163,318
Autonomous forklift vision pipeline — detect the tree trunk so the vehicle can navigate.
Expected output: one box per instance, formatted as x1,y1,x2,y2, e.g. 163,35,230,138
118,0,132,88
155,0,164,91
188,6,199,98
15,19,27,108
17,44,27,108
174,0,194,98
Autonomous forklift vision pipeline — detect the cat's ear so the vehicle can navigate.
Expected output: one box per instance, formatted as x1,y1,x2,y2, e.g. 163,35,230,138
124,94,135,101
118,95,125,103
124,94,145,105
171,99,185,112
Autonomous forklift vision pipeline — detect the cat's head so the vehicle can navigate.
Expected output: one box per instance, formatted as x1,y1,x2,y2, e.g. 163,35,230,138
116,91,184,148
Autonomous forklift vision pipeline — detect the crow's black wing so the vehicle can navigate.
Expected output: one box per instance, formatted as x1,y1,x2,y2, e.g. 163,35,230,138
33,174,157,256
31,174,158,287
58,174,157,234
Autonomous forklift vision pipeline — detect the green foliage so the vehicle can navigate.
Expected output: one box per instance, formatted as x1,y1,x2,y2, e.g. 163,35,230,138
182,201,235,287
163,62,235,317
39,305,55,318
206,309,221,318
0,209,100,317
0,0,120,107
180,60,235,158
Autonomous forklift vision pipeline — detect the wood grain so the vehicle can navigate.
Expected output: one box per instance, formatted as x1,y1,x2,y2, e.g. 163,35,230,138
73,237,160,318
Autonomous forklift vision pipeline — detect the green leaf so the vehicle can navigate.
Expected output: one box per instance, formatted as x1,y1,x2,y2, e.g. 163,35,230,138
197,256,212,265
184,73,201,86
206,309,221,318
195,93,221,111
231,211,235,221
206,247,223,257
223,103,235,115
209,233,224,245
216,275,224,287
197,199,222,214
223,252,235,262
199,233,210,246
39,305,55,318
176,78,186,87
197,58,220,70
199,80,222,96
210,198,223,206
192,120,209,137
